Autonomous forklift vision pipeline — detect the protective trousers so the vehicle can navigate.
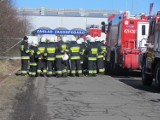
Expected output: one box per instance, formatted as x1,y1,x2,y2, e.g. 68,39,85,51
88,60,97,76
71,59,82,76
37,59,47,75
97,57,105,74
56,58,63,76
29,63,37,76
21,59,29,75
64,60,70,75
47,60,55,76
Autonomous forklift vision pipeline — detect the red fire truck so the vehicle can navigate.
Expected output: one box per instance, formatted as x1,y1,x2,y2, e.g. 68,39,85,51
141,11,160,87
106,12,150,74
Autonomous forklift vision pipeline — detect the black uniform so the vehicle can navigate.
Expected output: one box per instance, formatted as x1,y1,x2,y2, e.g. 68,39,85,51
29,45,38,76
20,38,30,75
69,41,82,76
85,42,100,76
37,42,47,76
56,40,69,77
97,41,106,75
46,42,57,76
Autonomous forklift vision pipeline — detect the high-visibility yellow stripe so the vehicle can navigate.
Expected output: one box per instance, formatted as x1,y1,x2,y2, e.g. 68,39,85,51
71,70,76,74
47,48,56,53
93,70,97,74
57,71,62,74
88,57,97,60
47,57,55,60
21,56,29,59
97,55,104,58
77,70,82,74
70,56,80,60
56,55,63,58
88,70,93,74
20,45,24,51
91,48,98,54
30,63,37,66
99,69,105,72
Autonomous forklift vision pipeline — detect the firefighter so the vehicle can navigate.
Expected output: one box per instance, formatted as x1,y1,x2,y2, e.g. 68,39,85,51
101,21,106,33
100,37,107,73
77,38,86,74
62,37,70,75
56,36,69,77
45,37,57,77
37,37,47,76
96,37,105,75
69,36,82,77
20,36,30,75
29,40,38,77
85,37,100,76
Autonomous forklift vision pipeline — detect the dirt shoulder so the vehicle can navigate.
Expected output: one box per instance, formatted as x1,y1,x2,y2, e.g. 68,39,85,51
0,59,28,120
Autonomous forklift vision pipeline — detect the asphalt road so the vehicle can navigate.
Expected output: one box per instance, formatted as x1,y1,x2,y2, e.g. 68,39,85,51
12,74,160,120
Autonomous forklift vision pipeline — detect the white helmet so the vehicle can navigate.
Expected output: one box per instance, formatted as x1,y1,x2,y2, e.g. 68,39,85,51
32,40,38,46
89,37,95,42
71,36,76,41
62,53,69,61
49,37,54,42
54,36,58,42
79,38,84,43
94,36,100,42
62,37,67,42
41,37,46,42
99,37,105,42
77,39,82,44
86,35,91,39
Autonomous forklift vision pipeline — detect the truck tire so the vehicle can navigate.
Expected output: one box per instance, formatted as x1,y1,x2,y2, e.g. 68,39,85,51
142,63,153,86
110,52,120,75
155,63,160,89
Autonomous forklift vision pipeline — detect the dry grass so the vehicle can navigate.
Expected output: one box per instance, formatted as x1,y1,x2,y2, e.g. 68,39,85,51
0,60,28,120
0,59,20,77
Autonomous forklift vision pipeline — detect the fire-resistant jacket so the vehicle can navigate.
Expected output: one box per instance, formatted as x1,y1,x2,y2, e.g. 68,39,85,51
37,42,47,60
29,45,38,66
97,42,107,59
85,42,101,60
69,41,82,60
56,40,69,59
45,42,57,61
20,40,30,60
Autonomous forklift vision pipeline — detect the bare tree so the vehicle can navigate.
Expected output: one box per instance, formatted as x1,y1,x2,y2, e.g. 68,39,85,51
0,0,31,56
0,0,31,38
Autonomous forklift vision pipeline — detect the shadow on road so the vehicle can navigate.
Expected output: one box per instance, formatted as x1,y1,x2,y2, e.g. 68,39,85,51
111,71,160,93
119,78,160,93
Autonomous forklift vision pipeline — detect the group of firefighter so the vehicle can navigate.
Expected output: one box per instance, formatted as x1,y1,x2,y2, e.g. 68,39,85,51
20,35,107,77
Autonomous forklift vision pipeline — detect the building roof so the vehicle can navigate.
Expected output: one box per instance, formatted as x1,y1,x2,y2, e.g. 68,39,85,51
17,8,119,18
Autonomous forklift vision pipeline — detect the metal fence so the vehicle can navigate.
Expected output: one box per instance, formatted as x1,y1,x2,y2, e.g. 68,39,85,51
0,38,22,58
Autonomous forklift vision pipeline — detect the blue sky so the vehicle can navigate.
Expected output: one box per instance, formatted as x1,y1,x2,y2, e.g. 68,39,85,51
14,0,160,15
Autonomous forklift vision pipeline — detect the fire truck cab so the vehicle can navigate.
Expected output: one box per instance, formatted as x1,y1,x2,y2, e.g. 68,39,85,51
107,11,149,74
142,11,160,87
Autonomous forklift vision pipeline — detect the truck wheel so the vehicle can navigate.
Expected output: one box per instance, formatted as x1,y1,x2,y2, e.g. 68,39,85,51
110,52,120,75
155,63,160,89
142,63,153,86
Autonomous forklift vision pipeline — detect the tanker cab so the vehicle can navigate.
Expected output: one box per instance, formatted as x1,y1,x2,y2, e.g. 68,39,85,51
137,22,149,53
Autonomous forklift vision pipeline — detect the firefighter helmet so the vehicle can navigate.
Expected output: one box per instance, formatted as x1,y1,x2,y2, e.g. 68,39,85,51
62,37,67,42
71,36,76,41
89,37,95,42
32,40,38,46
62,53,69,61
95,36,100,41
40,37,46,42
77,39,82,44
